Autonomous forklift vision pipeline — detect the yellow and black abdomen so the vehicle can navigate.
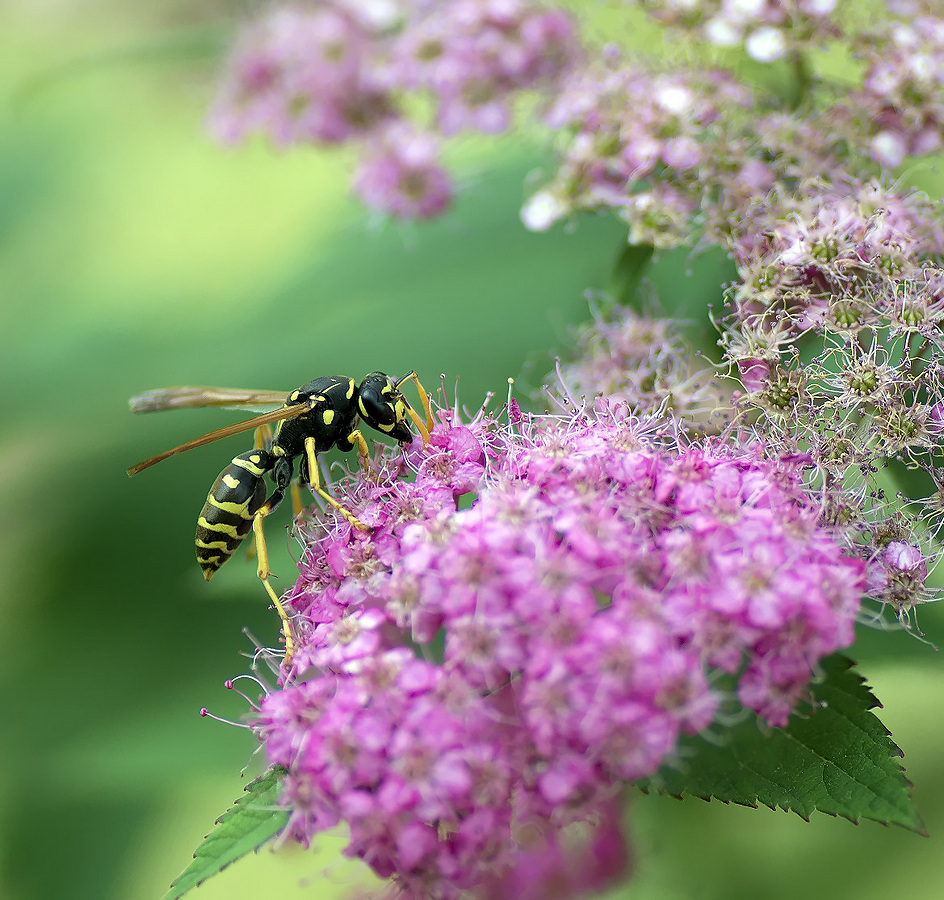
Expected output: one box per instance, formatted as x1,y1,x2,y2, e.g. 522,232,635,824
195,449,272,579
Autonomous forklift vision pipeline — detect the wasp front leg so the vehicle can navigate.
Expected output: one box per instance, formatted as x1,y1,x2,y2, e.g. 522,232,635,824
347,428,373,475
251,458,296,661
396,371,434,441
303,436,370,531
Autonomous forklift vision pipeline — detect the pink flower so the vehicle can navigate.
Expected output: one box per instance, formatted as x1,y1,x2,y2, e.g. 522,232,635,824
354,126,453,219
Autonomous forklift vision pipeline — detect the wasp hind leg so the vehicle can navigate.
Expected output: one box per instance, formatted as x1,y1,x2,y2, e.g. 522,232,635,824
303,436,370,532
245,425,276,564
252,485,296,664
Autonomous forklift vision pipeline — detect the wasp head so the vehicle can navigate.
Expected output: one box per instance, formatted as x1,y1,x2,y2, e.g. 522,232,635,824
357,372,415,443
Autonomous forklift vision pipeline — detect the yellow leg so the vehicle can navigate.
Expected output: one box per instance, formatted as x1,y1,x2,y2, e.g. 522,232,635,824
397,371,434,437
252,514,294,663
304,436,370,531
405,406,431,447
291,481,304,517
245,421,273,563
347,428,372,474
414,376,434,433
253,424,274,450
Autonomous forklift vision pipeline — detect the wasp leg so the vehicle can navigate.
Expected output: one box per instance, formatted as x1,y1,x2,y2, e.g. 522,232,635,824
404,405,431,446
346,428,372,475
243,427,277,564
303,436,370,531
253,423,274,450
291,481,304,517
396,371,433,444
413,375,434,433
252,499,295,663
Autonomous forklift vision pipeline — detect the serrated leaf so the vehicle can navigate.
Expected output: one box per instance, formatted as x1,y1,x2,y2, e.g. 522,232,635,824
637,655,926,833
163,766,290,900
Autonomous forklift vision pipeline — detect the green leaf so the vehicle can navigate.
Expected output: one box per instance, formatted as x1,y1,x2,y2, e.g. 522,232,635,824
163,766,290,900
637,655,926,833
608,242,655,307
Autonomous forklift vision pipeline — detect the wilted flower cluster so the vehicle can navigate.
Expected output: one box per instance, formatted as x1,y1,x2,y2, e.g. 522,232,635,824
557,302,724,420
722,181,944,325
252,399,864,897
705,175,944,622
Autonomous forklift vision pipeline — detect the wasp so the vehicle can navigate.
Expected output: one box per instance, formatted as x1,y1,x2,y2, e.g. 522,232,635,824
127,372,433,660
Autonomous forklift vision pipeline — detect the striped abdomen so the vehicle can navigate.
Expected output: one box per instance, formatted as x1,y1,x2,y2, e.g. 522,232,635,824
195,449,272,579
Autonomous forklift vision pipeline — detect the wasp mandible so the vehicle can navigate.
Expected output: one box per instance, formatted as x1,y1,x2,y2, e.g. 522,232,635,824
127,372,433,659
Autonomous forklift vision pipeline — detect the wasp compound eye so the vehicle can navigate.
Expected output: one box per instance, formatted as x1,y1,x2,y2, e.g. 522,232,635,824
358,387,397,426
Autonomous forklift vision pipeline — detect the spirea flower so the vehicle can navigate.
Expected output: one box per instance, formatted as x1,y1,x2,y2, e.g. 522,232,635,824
252,396,864,897
866,539,933,620
524,55,755,242
353,125,453,219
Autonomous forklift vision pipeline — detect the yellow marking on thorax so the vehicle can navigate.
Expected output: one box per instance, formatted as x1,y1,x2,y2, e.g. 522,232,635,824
322,408,335,425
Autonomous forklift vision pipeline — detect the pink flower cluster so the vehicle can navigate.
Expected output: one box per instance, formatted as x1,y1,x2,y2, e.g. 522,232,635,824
522,56,758,242
210,0,578,218
253,401,863,897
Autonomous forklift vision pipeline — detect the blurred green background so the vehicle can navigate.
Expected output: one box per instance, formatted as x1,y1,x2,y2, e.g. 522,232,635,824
1,3,942,899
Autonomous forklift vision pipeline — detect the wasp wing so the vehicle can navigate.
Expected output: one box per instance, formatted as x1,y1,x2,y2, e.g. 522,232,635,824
129,386,290,414
127,402,312,477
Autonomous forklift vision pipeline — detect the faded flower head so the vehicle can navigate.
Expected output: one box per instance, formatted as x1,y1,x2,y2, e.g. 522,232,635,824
251,392,864,897
557,301,726,427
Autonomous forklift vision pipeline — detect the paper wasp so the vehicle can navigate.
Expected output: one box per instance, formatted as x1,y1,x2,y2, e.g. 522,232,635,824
127,373,433,660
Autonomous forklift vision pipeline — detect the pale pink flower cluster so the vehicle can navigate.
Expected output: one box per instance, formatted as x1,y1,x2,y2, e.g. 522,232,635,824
210,0,578,218
852,2,944,167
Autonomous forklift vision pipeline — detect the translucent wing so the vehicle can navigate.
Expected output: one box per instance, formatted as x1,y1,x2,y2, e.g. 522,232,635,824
129,386,290,414
127,402,312,477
